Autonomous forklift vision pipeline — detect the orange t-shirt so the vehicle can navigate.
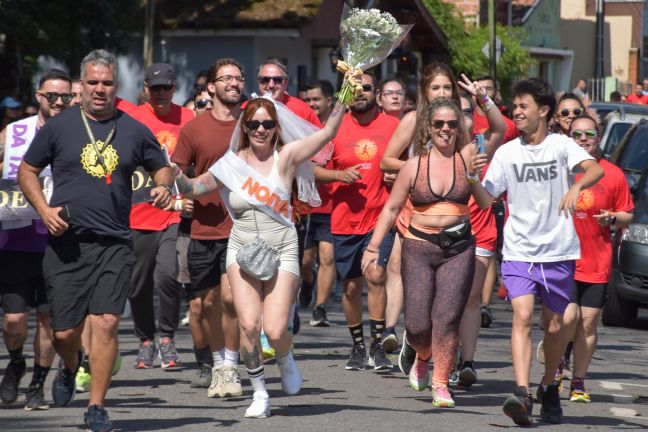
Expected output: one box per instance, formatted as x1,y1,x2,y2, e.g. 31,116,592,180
116,97,138,114
129,103,195,231
573,159,634,283
330,112,400,235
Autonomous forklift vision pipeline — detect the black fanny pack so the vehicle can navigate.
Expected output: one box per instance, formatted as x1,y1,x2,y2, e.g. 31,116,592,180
407,220,472,250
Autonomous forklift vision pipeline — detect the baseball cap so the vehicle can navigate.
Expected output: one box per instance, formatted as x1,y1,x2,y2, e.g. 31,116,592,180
0,96,21,109
144,63,175,87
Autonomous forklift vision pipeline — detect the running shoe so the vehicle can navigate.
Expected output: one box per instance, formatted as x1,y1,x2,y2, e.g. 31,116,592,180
0,358,26,404
381,327,399,353
398,330,416,376
221,365,243,397
135,340,156,369
540,384,563,424
448,369,459,387
24,383,48,411
431,383,455,408
84,404,112,432
502,385,533,426
480,305,493,328
309,304,330,327
345,345,366,371
368,341,392,371
554,359,565,392
52,348,84,407
277,352,302,395
409,357,430,391
75,366,91,393
159,337,182,370
458,361,478,387
244,391,270,418
569,379,591,403
260,332,276,362
191,363,212,388
207,366,224,398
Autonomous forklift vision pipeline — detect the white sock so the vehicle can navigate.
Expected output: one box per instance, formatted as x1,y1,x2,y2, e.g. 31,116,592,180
247,365,267,395
224,348,239,366
212,349,225,367
276,351,293,366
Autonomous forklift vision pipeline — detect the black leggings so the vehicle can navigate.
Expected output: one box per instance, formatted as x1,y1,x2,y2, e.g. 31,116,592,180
402,237,475,385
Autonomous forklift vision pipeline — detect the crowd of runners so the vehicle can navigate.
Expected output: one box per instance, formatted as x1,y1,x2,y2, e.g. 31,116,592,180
0,47,633,431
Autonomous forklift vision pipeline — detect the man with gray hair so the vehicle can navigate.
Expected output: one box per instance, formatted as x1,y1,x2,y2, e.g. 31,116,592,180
18,49,174,431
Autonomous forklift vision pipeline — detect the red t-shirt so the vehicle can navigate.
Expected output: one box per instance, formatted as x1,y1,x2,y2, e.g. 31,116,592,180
473,111,520,144
129,103,195,231
311,159,333,215
116,97,138,114
469,163,497,251
330,112,400,235
573,159,634,283
171,113,235,240
626,93,648,105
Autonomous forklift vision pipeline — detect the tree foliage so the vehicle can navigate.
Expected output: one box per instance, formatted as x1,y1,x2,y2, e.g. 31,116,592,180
423,0,534,96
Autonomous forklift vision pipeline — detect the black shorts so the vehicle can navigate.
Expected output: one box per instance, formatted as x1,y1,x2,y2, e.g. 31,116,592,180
304,213,333,250
333,229,395,280
571,280,607,309
43,232,134,331
187,238,228,299
0,250,48,314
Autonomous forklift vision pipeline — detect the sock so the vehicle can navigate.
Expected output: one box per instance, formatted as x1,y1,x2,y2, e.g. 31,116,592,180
194,345,212,366
462,360,474,370
348,323,364,346
223,348,239,366
8,346,24,362
369,318,385,344
29,363,51,387
246,365,268,395
572,376,585,390
212,349,225,367
276,351,293,366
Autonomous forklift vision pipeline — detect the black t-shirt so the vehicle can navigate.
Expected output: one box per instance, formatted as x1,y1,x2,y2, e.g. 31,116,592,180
24,105,167,241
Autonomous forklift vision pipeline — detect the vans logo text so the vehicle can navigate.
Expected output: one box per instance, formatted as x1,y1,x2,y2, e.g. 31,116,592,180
513,160,558,182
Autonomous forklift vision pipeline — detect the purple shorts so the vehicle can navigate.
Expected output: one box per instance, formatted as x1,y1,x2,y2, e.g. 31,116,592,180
501,260,575,314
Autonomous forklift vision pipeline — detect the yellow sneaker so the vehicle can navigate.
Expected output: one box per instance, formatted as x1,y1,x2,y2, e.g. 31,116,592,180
75,366,91,393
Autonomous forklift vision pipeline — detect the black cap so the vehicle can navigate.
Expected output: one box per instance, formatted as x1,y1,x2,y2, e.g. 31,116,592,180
145,63,175,87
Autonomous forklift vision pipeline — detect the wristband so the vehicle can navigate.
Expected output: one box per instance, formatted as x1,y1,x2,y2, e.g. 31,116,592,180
174,200,183,211
467,172,479,184
158,184,173,194
479,96,494,112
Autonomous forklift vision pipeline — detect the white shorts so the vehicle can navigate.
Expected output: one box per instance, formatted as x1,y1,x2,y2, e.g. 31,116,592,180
475,246,495,258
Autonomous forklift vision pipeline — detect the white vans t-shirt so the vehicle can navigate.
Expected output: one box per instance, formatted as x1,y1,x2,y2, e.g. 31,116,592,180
483,133,595,262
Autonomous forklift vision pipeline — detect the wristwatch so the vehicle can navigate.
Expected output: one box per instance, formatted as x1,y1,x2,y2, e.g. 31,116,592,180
158,184,173,194
467,172,480,184
609,215,617,226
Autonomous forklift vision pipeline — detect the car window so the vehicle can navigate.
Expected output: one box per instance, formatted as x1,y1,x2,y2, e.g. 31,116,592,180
603,123,632,156
617,125,648,171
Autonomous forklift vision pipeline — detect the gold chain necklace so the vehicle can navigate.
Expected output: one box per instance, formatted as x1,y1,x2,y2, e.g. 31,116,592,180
80,106,116,184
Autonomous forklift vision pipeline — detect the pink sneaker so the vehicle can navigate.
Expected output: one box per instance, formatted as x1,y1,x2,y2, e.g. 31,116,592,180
432,383,455,408
408,356,430,391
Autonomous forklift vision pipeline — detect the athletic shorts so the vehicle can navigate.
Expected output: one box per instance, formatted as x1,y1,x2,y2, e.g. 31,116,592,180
187,238,228,299
304,213,333,249
475,246,495,258
0,250,48,314
176,234,191,285
333,229,395,280
43,232,134,331
571,280,606,309
501,260,575,314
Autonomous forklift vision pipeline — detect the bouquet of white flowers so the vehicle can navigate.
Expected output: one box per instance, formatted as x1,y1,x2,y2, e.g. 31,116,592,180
336,8,413,105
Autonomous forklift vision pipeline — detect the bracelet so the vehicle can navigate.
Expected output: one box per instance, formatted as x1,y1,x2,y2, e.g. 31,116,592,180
365,248,379,253
479,96,495,112
609,215,617,226
467,172,480,184
158,184,173,194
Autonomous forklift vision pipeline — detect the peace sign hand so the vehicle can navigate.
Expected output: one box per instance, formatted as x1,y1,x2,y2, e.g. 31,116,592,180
458,74,488,101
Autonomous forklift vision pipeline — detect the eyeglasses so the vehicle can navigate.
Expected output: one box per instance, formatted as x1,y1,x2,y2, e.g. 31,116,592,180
462,108,474,116
362,84,373,92
571,129,597,140
149,85,173,92
257,76,285,85
431,119,459,130
37,92,73,104
559,108,583,117
245,120,277,130
194,99,212,109
215,75,245,83
382,90,404,97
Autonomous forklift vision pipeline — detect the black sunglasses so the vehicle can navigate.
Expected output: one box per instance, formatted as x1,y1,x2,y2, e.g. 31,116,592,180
194,98,212,109
257,76,285,85
245,120,277,130
362,84,373,92
149,84,173,92
431,119,459,130
38,92,73,104
559,108,583,117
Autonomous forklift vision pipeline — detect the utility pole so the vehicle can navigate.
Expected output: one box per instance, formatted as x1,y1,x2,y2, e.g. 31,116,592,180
594,0,605,79
143,0,155,67
488,0,496,79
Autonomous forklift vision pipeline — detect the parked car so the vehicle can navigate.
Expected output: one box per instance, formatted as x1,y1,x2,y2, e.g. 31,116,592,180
603,166,648,326
589,101,648,129
609,118,648,190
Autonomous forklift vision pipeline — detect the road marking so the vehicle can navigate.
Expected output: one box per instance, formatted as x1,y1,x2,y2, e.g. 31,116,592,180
599,381,623,390
610,407,646,420
612,394,634,404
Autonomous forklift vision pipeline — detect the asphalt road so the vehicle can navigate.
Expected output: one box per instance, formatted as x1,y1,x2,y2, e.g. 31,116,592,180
1,298,647,431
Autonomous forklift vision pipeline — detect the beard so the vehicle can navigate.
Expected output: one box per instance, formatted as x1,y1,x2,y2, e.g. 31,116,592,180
216,87,242,107
350,97,376,114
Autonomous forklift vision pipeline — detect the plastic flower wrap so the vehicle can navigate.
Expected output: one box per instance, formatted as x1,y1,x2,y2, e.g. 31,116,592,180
336,8,413,105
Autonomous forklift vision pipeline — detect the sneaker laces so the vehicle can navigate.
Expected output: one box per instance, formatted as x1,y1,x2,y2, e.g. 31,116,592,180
223,367,240,385
160,339,176,355
210,368,222,389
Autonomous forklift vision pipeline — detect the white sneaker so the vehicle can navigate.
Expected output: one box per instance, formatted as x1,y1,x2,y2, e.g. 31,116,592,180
244,392,270,418
207,366,224,398
277,352,302,395
220,365,243,397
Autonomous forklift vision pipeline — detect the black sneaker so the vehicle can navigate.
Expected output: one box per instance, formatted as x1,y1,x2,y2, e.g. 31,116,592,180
84,404,112,432
309,304,330,327
52,348,84,407
24,383,49,411
292,307,301,335
298,281,313,308
540,384,563,424
398,330,416,376
381,327,399,353
480,305,493,328
502,385,533,426
191,363,212,388
458,361,478,387
345,345,366,371
0,358,26,404
368,341,393,371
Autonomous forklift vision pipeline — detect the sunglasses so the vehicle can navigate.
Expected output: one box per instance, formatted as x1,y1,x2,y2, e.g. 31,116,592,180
362,84,373,92
194,98,212,109
431,119,459,130
245,120,277,130
559,108,583,117
382,90,404,97
257,76,285,85
38,92,73,104
149,84,173,92
571,129,597,140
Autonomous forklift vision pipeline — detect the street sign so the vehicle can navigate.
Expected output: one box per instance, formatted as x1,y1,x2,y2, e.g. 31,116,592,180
482,37,504,63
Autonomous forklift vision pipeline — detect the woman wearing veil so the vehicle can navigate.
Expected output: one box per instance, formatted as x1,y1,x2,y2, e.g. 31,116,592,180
172,94,346,418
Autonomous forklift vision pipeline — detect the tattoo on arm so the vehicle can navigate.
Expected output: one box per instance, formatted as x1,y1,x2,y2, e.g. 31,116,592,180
174,171,219,198
241,345,262,369
330,104,343,119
